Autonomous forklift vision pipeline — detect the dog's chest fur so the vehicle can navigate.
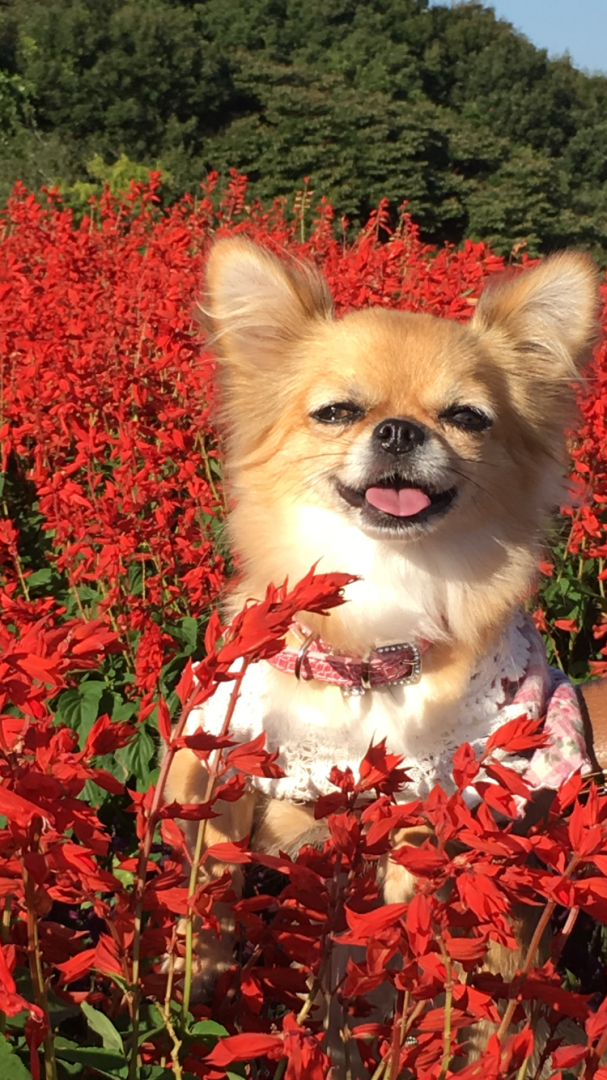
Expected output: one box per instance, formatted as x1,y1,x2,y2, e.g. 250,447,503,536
193,506,532,803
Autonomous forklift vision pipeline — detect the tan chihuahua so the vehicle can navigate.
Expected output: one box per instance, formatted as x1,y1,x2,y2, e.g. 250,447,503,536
166,239,598,998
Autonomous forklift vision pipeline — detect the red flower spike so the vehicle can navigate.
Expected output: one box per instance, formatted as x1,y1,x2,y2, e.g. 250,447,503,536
206,1032,283,1066
179,731,236,753
392,843,448,877
356,738,410,794
555,770,585,812
225,732,285,778
588,999,607,1042
313,791,348,819
83,714,136,758
452,742,480,789
551,1046,588,1069
406,892,434,956
327,811,361,860
25,1012,49,1080
213,773,247,802
156,698,172,746
484,715,547,754
341,903,409,946
204,609,223,655
0,785,52,829
484,760,531,799
0,177,605,1075
203,836,252,864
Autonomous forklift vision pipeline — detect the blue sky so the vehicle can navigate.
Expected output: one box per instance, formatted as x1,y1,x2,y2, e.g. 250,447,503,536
429,1,607,75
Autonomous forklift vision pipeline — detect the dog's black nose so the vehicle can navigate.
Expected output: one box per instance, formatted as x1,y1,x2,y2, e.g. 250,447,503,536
373,417,426,455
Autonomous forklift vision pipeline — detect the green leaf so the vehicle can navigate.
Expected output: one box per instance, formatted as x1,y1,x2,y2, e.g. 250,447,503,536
146,1003,167,1029
55,1061,81,1077
138,1063,196,1079
81,1000,125,1056
54,679,105,740
110,695,137,722
137,1025,168,1047
177,616,199,652
0,1036,33,1079
160,652,190,690
105,971,130,995
45,986,81,1022
166,689,180,717
54,1037,89,1074
54,688,84,729
54,1046,128,1078
189,1020,229,1038
127,560,143,596
115,723,156,786
11,971,77,1028
187,1018,234,1054
26,567,52,588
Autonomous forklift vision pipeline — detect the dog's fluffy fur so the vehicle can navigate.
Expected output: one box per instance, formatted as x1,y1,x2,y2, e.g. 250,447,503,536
165,240,599,1036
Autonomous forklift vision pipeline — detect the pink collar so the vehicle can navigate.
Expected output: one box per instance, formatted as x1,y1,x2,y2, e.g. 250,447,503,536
266,627,432,696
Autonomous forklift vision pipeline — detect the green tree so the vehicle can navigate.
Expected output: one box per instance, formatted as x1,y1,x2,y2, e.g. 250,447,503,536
0,0,606,261
1,0,235,157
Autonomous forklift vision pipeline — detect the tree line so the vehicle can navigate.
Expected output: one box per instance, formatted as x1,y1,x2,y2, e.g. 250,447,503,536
1,0,606,261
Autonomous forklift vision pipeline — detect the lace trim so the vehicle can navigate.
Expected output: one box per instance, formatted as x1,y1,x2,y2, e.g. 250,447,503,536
187,612,532,803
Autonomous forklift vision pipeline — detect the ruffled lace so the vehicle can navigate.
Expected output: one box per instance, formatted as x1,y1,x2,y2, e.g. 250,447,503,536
186,612,540,803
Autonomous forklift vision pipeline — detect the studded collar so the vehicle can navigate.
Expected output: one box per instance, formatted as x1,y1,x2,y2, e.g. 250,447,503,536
266,624,432,696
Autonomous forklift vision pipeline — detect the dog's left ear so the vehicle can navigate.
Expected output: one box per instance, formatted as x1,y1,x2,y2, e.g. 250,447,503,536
471,251,599,378
200,239,333,371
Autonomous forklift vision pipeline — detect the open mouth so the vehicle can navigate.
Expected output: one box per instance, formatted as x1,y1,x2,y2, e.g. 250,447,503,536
336,475,457,528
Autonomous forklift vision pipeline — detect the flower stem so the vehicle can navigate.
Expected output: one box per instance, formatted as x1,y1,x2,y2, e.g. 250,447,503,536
22,842,57,1080
127,679,209,1080
437,936,454,1080
496,852,581,1041
180,660,250,1020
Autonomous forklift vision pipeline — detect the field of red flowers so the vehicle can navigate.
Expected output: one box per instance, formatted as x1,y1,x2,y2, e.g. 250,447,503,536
2,172,607,1080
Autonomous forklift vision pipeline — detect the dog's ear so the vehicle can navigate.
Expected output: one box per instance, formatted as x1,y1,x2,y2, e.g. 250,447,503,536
200,239,333,369
471,251,599,378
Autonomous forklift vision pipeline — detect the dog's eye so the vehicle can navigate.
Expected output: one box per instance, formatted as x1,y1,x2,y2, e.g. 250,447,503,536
440,405,493,433
310,402,365,425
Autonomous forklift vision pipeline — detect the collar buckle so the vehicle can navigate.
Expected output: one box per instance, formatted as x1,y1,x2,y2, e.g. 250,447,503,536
342,641,423,696
294,631,316,681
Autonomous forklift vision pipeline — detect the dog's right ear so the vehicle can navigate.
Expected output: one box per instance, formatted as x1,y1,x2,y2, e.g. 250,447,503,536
200,239,333,370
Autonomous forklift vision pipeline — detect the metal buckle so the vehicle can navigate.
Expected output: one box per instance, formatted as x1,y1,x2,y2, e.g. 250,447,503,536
294,631,316,680
341,641,423,697
375,641,422,686
360,652,372,692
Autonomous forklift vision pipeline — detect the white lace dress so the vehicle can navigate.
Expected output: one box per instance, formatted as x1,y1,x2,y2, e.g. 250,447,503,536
185,612,546,803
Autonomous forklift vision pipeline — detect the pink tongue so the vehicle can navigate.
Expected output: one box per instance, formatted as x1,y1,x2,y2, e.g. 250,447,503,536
365,486,431,517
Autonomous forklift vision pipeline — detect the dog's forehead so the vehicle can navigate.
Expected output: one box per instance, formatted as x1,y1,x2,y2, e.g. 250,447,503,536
303,307,488,404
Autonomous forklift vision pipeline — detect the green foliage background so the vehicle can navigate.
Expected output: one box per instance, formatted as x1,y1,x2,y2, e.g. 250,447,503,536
1,0,607,260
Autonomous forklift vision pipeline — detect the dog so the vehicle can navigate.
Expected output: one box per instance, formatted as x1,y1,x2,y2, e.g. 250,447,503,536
165,239,600,1049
